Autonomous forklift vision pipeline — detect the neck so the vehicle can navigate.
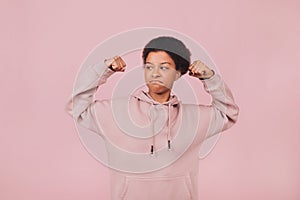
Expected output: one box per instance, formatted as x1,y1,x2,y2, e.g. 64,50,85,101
148,91,171,103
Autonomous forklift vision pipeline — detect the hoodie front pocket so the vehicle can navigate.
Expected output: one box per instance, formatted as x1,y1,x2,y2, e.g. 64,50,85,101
120,175,193,200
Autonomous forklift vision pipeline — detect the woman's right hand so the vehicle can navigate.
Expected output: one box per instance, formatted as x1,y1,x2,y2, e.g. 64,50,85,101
105,56,126,72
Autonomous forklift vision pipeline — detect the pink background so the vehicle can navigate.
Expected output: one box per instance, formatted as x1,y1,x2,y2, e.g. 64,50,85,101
1,0,299,199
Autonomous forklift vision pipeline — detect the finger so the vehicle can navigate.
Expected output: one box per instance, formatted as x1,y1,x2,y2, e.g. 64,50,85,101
189,64,195,70
193,66,205,76
188,67,197,76
120,58,126,69
189,61,198,68
120,57,126,66
188,64,194,70
191,61,202,70
116,57,123,70
118,58,125,71
188,64,197,74
192,65,201,74
118,57,126,71
111,59,119,71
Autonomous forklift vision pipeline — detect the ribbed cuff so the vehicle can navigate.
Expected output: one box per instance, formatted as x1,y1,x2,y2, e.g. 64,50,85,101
201,74,222,92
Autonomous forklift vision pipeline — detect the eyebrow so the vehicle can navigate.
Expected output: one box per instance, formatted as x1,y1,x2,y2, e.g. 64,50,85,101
145,62,172,65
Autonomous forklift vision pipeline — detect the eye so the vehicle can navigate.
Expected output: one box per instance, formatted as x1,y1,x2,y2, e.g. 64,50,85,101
144,65,153,70
160,66,169,70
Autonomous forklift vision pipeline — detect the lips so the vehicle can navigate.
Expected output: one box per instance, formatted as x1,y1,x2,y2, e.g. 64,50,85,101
149,80,163,84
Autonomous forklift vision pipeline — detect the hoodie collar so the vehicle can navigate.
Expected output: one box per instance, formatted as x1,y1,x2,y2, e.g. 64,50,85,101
132,89,180,106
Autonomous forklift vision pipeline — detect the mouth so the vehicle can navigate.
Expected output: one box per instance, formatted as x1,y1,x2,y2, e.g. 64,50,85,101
149,80,164,85
149,80,163,84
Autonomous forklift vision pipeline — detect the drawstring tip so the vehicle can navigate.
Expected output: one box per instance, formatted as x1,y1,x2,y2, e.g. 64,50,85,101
150,145,154,156
168,140,171,151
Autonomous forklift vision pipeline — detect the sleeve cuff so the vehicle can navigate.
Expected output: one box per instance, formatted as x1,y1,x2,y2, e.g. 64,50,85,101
201,73,222,92
91,63,115,85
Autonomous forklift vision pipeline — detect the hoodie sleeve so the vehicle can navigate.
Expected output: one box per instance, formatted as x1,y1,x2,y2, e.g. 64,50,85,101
65,63,115,134
201,74,239,139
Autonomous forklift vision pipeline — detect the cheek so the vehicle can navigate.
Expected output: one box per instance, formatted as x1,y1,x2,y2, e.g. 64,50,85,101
165,73,177,82
144,71,148,80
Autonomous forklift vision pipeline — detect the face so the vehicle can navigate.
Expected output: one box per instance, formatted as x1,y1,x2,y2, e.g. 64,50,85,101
144,51,180,96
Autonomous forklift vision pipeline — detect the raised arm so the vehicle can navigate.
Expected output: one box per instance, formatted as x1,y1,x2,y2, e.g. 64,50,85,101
202,74,239,138
65,56,126,133
189,60,239,139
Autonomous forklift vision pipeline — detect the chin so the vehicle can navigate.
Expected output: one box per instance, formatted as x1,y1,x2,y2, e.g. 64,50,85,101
150,88,170,95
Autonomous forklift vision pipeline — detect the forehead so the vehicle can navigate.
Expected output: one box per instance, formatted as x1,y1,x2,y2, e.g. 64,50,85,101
145,51,175,65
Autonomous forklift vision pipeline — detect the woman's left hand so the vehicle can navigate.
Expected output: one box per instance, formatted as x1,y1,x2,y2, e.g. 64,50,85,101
188,60,214,79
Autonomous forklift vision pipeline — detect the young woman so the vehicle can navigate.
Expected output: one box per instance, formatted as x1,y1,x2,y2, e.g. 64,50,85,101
66,36,239,200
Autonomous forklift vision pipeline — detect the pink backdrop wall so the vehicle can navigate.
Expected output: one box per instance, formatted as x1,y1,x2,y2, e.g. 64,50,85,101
1,0,299,199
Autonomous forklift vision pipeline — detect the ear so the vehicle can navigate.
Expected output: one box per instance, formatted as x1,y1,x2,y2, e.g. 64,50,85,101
175,71,181,80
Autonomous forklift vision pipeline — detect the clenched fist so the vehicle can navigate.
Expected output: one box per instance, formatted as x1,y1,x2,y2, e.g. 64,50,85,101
104,56,126,72
188,60,214,80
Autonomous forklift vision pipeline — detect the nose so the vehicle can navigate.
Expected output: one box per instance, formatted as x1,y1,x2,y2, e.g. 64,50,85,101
151,66,161,78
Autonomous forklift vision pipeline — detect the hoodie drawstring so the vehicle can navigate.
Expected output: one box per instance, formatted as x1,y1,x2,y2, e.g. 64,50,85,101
150,104,155,156
150,103,172,155
150,120,155,156
167,104,171,151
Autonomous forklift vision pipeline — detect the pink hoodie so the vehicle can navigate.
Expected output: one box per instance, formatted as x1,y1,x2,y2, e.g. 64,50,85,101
66,62,239,200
